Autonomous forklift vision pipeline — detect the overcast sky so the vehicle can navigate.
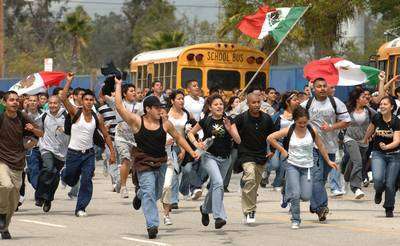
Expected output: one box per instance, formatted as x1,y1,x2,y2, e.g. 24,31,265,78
55,0,220,23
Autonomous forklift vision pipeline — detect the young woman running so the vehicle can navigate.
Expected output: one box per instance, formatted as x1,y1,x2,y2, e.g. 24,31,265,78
188,94,241,229
268,107,338,229
363,96,400,217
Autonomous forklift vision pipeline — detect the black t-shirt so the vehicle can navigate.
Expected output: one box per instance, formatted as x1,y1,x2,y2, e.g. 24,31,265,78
371,113,400,153
235,111,275,164
199,116,232,158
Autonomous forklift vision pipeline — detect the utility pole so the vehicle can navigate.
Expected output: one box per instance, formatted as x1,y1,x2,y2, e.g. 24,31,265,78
0,0,4,78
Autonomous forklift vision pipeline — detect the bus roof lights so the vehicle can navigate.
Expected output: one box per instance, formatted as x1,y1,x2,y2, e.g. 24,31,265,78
195,54,204,62
187,54,195,61
224,44,228,48
247,56,255,64
256,57,264,64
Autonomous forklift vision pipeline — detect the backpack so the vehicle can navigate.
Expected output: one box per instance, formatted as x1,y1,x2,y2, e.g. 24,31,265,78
0,110,32,137
41,111,68,126
306,96,338,115
64,108,105,148
283,124,316,151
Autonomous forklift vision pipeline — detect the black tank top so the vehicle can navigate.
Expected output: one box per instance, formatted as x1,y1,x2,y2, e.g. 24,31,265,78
134,117,167,158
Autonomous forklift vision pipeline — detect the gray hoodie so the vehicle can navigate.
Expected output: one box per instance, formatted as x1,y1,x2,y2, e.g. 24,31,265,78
39,108,69,160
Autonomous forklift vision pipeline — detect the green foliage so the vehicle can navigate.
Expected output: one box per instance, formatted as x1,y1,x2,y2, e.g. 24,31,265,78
143,32,187,51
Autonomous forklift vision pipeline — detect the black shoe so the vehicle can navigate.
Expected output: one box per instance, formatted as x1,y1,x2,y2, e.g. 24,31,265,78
1,230,11,240
0,214,6,230
35,199,44,207
317,207,329,222
224,187,230,193
215,218,227,229
260,177,268,188
147,226,158,239
43,201,51,213
132,195,141,210
200,206,209,226
171,203,179,209
374,192,382,204
385,209,394,218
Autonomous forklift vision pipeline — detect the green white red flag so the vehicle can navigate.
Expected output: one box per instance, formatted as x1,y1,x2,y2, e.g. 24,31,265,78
237,5,308,42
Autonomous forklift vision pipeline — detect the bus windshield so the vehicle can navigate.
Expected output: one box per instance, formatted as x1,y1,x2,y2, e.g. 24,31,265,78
181,68,202,88
207,70,240,91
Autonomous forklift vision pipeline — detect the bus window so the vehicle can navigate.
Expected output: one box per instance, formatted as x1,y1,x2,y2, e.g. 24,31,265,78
207,70,240,91
166,62,172,88
154,64,159,79
397,57,400,75
132,72,137,85
379,60,387,72
389,56,395,80
160,63,165,84
172,62,177,88
181,68,202,88
245,72,267,90
143,65,148,88
138,66,143,88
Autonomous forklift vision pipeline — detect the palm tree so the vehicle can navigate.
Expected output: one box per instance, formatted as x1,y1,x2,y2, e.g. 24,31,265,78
59,6,92,73
143,31,186,51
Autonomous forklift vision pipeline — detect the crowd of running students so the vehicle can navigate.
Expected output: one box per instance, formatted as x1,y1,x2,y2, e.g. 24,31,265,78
1,70,400,240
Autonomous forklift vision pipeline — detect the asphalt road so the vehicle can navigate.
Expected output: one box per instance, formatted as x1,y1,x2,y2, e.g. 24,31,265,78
4,161,400,246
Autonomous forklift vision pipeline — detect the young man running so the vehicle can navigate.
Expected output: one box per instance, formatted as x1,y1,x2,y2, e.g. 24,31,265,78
114,78,198,239
60,73,116,217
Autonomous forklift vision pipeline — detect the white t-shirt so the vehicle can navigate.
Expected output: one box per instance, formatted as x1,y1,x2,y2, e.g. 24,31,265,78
301,97,351,154
184,95,204,122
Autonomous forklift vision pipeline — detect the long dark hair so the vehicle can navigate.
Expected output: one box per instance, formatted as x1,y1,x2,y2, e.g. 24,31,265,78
346,88,364,113
280,91,298,110
226,96,239,112
167,89,185,109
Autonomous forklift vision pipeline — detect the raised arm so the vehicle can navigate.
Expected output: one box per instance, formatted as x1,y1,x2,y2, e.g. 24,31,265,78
383,75,400,93
377,71,386,102
59,73,77,116
165,120,198,160
114,77,141,130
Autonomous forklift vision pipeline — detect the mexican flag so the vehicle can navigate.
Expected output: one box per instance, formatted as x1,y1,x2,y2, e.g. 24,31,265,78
304,58,381,86
10,71,67,95
237,5,308,42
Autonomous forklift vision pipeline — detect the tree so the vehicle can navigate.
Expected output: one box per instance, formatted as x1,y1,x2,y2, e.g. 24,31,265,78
123,0,178,55
179,15,218,44
59,6,93,73
143,31,186,50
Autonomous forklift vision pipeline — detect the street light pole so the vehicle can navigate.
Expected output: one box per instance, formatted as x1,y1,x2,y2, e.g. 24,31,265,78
0,0,4,78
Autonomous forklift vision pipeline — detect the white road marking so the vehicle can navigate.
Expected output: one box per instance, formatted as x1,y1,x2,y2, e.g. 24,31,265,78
121,236,170,246
18,219,67,228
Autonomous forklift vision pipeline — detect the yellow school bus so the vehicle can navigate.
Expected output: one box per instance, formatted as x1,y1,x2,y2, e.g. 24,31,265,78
370,37,400,81
130,43,269,93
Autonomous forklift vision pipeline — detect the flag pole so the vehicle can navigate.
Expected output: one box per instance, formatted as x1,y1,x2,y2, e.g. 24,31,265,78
240,4,311,96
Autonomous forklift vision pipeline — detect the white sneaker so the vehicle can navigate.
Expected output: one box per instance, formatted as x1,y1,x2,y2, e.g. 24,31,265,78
164,215,173,225
273,187,282,192
368,171,373,182
354,189,365,199
76,210,87,217
245,211,256,224
291,221,300,229
120,186,129,198
331,189,345,197
191,189,202,200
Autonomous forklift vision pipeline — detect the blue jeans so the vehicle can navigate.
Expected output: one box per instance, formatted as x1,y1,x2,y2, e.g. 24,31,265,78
180,160,208,196
310,149,335,213
26,147,43,190
267,150,286,188
224,148,238,189
105,145,120,185
371,151,400,210
201,152,230,220
35,152,64,202
286,165,313,223
329,167,342,192
61,148,95,213
170,146,180,204
137,164,166,228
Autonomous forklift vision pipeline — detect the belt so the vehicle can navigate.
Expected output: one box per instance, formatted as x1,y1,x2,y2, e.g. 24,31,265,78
68,148,94,154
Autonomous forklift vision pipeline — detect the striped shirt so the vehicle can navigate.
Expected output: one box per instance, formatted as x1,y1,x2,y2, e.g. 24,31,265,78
98,104,117,141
